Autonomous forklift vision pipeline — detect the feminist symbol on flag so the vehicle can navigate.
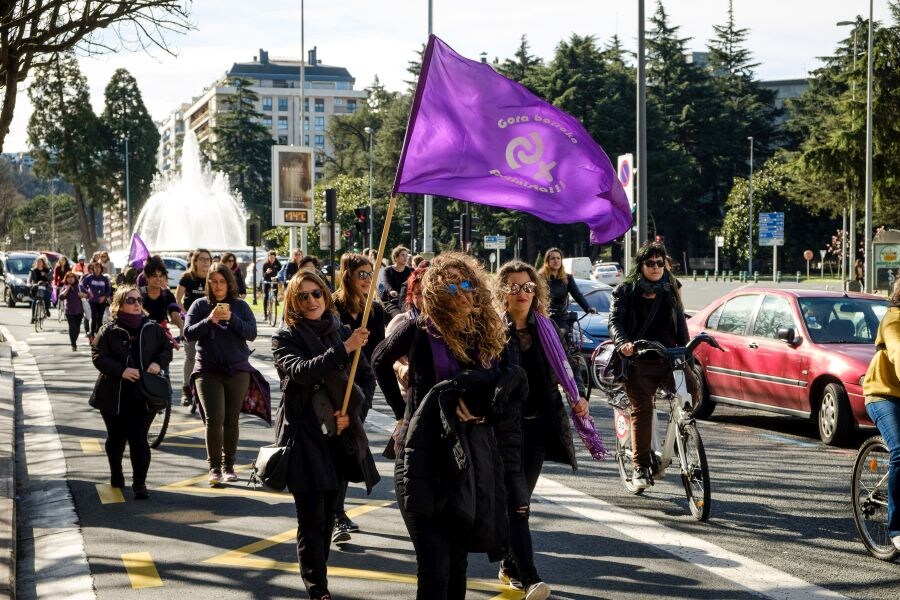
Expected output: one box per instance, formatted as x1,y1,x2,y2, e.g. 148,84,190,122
505,132,557,183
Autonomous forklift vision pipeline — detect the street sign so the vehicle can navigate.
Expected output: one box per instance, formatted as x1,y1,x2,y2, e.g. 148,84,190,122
758,212,784,247
715,235,724,248
483,235,507,250
617,154,634,205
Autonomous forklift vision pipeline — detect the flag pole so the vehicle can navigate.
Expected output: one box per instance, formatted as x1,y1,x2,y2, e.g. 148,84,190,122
340,195,397,415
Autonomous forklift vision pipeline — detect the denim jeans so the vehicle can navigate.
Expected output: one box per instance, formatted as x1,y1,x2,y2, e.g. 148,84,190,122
866,398,900,539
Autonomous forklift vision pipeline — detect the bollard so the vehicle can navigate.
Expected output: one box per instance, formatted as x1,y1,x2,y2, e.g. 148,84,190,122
796,271,801,284
704,270,709,282
776,270,782,283
753,271,759,283
692,269,697,281
714,270,719,282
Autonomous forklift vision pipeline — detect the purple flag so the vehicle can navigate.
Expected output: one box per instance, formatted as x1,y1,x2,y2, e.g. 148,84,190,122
393,35,631,244
127,233,150,270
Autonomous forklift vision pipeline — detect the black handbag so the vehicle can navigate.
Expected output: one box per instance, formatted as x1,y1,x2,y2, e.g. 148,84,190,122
136,330,170,412
249,438,292,491
603,293,663,385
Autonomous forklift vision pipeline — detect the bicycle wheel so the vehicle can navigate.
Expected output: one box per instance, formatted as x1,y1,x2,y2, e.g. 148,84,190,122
147,399,171,449
268,296,277,327
590,345,606,389
614,419,644,496
571,352,588,394
35,305,45,332
852,436,899,561
679,421,711,521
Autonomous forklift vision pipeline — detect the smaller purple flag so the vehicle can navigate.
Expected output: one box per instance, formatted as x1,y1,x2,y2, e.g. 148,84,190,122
127,233,150,270
394,35,631,244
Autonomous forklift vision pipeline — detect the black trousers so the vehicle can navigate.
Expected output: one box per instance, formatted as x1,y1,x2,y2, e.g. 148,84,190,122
101,402,155,487
66,314,82,347
89,302,106,335
502,419,547,587
401,506,468,600
334,403,369,520
293,490,339,599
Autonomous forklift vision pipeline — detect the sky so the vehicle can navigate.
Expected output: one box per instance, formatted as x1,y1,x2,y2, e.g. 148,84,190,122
3,0,894,153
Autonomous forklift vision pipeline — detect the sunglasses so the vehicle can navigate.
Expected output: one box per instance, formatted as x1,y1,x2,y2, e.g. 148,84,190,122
357,270,373,280
643,259,665,268
446,280,476,295
297,289,324,302
505,282,537,295
123,296,144,305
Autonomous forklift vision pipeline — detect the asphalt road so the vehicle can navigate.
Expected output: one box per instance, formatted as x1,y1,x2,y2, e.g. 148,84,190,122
4,291,899,599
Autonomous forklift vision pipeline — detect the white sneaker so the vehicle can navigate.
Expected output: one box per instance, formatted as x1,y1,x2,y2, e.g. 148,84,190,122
632,466,652,490
891,536,900,551
525,581,551,600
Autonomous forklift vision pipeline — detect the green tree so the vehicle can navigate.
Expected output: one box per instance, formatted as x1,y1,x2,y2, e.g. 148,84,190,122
209,76,274,226
10,193,79,253
101,68,160,225
497,35,547,94
0,161,25,238
27,52,111,253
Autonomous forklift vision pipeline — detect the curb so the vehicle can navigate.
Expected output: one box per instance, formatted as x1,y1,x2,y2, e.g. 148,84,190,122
0,342,16,599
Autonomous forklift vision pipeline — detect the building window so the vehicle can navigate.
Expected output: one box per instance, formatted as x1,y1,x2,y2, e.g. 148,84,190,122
304,134,310,146
334,98,344,106
314,117,325,131
262,116,272,128
314,98,325,113
273,79,287,88
304,117,309,131
278,116,288,131
347,100,357,113
315,152,325,167
314,135,325,147
336,81,351,90
303,98,309,112
262,96,272,111
278,97,288,111
278,135,288,145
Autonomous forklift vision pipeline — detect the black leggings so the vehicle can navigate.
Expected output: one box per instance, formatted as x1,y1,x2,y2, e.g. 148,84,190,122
66,314,82,347
293,490,339,598
101,403,155,487
89,302,106,335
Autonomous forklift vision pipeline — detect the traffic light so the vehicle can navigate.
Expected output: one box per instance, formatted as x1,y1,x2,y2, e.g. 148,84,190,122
245,218,261,246
323,189,337,222
354,207,368,234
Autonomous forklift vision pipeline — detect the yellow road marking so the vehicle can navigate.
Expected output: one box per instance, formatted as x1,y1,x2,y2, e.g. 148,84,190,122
95,484,125,504
80,439,102,453
155,442,259,451
121,552,163,589
166,424,207,437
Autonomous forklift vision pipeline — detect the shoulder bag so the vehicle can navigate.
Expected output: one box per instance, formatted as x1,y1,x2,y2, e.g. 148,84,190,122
249,437,292,492
136,327,171,412
602,293,663,384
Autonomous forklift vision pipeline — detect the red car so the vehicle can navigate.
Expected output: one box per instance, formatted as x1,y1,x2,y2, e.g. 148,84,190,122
687,288,890,445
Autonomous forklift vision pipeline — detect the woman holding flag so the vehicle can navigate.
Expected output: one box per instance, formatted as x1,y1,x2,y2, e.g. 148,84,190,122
373,252,521,600
493,260,588,599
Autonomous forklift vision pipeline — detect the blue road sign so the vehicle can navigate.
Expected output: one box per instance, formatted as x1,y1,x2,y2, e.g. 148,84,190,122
759,212,784,246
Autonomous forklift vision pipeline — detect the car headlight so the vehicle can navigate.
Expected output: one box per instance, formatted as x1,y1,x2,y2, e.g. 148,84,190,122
8,276,23,286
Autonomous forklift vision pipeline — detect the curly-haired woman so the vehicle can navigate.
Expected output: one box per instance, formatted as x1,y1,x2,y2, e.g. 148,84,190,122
373,252,522,600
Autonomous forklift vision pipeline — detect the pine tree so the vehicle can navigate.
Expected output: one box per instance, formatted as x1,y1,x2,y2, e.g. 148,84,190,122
101,68,160,225
209,76,274,227
498,35,546,94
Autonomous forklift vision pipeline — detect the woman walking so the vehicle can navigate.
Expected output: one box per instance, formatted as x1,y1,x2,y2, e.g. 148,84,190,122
608,241,697,490
377,245,412,319
176,248,212,406
272,270,379,600
184,263,257,485
863,278,900,551
90,286,172,499
59,271,87,351
52,255,72,307
220,252,247,297
493,260,589,599
373,252,519,600
538,247,594,337
80,261,111,341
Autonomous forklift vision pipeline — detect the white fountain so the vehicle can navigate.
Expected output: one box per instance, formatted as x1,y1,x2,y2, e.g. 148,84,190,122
134,130,249,252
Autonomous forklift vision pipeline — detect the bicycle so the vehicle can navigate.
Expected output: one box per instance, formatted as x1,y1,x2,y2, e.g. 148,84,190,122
558,310,591,391
32,284,49,332
598,333,724,521
851,434,899,561
264,281,279,327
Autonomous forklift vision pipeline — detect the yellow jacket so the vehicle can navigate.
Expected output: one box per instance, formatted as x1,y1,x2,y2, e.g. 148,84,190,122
864,307,900,402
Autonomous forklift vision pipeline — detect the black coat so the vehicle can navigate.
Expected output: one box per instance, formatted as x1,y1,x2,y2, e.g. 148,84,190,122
546,273,590,317
271,320,379,494
90,319,173,415
608,280,689,352
502,313,578,471
334,297,386,362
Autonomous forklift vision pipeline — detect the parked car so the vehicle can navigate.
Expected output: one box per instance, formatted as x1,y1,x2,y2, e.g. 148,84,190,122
0,251,39,307
245,255,289,291
161,256,188,288
591,262,623,285
567,278,614,353
687,287,890,445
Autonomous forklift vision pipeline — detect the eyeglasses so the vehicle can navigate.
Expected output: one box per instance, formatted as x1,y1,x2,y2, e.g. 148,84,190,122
505,282,537,295
643,259,665,268
123,296,144,305
357,270,373,280
446,280,476,295
297,289,324,302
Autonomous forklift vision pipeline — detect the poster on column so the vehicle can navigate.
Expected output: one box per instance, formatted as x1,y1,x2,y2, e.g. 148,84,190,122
271,145,314,226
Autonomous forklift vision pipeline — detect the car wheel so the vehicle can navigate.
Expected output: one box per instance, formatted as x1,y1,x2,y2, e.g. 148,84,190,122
690,364,716,420
818,382,852,446
5,287,14,308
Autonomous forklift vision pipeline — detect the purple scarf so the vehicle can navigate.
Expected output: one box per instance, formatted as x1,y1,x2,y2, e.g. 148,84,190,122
534,312,608,460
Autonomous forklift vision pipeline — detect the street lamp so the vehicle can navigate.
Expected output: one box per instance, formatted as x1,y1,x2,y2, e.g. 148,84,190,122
364,126,374,250
24,233,30,251
747,136,754,275
29,227,36,252
863,0,874,293
838,19,860,289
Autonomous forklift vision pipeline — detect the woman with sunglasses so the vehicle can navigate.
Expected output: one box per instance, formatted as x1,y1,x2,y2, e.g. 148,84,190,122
538,248,595,339
373,252,517,600
90,286,173,499
220,252,247,298
184,263,257,485
330,253,385,540
608,241,696,491
492,261,589,600
272,270,379,600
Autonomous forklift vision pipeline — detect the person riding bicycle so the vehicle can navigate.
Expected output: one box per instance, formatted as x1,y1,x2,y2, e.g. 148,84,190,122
862,277,900,552
28,255,52,323
261,250,281,319
538,248,595,339
608,241,698,490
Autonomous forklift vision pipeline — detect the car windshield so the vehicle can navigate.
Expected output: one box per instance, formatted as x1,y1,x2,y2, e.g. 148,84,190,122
6,257,34,275
570,286,612,313
798,297,890,344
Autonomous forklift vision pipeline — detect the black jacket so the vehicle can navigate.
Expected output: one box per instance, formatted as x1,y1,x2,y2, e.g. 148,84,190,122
271,321,379,494
334,297,386,362
608,280,689,352
90,319,173,414
546,273,591,317
502,312,578,471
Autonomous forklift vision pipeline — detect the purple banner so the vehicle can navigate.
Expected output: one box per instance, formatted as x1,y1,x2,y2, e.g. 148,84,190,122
394,35,631,244
127,233,150,270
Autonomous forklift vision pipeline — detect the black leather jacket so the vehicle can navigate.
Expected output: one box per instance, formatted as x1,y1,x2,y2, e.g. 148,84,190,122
546,273,591,317
608,280,689,352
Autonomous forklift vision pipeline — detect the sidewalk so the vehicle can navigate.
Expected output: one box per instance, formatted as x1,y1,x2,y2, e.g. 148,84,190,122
0,339,16,599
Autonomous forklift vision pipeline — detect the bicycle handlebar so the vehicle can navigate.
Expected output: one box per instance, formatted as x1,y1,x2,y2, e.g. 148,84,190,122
632,332,724,361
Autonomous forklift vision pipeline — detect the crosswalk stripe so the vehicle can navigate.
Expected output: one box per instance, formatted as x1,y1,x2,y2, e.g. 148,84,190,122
95,484,125,504
121,552,163,589
80,439,102,453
